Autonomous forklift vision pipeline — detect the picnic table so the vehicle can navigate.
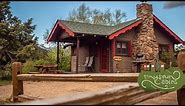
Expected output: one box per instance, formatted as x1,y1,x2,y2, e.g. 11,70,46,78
34,64,58,74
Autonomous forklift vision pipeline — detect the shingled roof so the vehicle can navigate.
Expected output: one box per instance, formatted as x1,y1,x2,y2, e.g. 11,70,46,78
47,14,183,43
60,18,142,36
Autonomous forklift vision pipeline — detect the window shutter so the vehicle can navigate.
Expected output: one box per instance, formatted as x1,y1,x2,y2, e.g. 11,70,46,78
128,41,132,57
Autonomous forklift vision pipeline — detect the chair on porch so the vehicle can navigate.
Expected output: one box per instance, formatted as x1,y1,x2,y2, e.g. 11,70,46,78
87,56,94,72
79,57,89,72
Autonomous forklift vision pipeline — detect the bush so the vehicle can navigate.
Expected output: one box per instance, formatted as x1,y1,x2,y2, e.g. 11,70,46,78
46,47,71,71
21,60,51,74
0,64,11,80
171,60,178,67
34,59,51,65
160,52,175,68
18,46,71,73
60,54,71,72
22,61,38,74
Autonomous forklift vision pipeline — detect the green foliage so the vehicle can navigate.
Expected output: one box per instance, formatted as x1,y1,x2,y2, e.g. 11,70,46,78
46,46,71,71
160,52,173,68
67,3,127,26
22,60,37,74
0,80,11,86
0,97,12,105
171,60,177,67
0,64,11,80
21,46,71,73
160,52,172,62
0,1,71,74
60,48,71,71
0,1,38,66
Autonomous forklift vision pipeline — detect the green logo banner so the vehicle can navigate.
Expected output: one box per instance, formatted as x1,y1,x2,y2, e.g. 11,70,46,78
138,67,185,92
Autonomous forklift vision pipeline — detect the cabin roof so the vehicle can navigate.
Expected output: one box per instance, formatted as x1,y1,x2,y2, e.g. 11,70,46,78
60,18,141,36
47,14,184,44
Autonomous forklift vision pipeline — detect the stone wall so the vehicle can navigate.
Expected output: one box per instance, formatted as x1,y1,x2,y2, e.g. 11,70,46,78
132,3,158,61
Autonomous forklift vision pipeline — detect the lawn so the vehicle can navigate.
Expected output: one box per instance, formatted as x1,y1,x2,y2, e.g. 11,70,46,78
0,80,11,86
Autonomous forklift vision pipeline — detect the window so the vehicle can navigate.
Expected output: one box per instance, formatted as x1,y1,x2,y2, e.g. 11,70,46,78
116,41,128,55
159,44,169,59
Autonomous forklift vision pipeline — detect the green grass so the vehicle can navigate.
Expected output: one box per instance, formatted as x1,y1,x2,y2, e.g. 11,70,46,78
0,80,11,86
0,98,12,105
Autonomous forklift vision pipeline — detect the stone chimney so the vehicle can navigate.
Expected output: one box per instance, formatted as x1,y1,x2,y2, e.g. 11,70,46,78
132,2,158,61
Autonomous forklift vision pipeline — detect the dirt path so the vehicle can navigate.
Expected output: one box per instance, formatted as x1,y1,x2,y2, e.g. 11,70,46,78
0,81,177,105
136,91,177,105
0,81,132,102
0,84,12,102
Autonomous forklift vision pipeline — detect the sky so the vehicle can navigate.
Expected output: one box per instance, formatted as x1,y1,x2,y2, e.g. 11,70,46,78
10,1,185,46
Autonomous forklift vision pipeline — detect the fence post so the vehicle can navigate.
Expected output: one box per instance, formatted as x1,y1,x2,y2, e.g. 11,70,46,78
12,62,23,102
177,51,185,105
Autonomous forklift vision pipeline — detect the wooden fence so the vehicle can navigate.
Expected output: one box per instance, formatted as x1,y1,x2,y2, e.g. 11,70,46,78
11,62,165,105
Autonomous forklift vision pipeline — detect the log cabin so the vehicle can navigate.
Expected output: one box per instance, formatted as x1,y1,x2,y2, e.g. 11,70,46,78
47,2,184,73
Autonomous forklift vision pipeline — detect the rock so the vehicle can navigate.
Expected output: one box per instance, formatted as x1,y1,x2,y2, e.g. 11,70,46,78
132,3,158,61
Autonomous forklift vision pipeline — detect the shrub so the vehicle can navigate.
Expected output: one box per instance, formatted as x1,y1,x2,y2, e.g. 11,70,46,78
160,51,175,68
22,60,38,74
16,46,71,73
0,64,11,80
171,60,178,67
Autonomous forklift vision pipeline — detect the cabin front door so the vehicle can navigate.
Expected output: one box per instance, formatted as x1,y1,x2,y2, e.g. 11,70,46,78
99,40,109,73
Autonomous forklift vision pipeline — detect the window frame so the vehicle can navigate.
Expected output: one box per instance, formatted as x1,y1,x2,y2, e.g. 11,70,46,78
115,41,129,56
159,44,169,59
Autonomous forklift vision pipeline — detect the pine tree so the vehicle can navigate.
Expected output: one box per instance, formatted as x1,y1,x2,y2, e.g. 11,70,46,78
0,1,38,66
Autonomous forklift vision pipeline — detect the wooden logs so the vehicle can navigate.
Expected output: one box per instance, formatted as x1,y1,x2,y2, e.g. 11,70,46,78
16,73,139,82
177,51,185,71
177,51,185,105
12,62,23,102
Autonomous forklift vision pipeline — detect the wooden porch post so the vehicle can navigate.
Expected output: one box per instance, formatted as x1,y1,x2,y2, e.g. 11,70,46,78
57,41,59,70
76,36,80,74
112,39,116,58
112,39,116,73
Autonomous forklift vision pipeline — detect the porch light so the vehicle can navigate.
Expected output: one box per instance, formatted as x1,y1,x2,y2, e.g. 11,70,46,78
82,34,85,36
94,35,96,37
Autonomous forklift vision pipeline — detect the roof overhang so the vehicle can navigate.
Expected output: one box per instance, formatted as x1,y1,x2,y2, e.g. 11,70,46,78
47,15,184,44
47,20,75,43
153,14,184,44
108,19,142,40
